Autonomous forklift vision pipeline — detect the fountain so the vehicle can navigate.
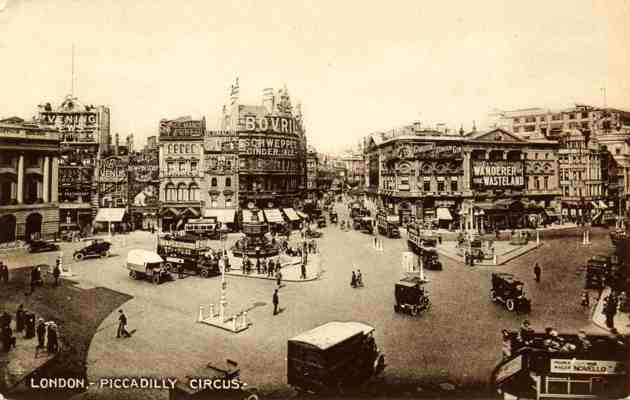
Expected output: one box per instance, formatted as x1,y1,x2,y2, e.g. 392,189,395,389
231,207,280,258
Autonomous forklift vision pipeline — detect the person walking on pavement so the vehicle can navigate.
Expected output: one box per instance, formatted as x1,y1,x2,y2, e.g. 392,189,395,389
581,290,590,309
300,261,307,280
47,323,59,353
604,294,618,330
0,262,8,284
116,309,131,338
276,270,283,287
351,271,357,288
534,263,541,283
272,289,279,315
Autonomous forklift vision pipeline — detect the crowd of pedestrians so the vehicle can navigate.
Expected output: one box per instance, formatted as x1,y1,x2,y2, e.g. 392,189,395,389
1,304,59,354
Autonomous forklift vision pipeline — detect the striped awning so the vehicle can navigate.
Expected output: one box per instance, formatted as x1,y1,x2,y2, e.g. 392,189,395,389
436,207,452,220
283,208,300,221
242,209,264,223
263,209,285,223
204,208,236,223
94,208,126,222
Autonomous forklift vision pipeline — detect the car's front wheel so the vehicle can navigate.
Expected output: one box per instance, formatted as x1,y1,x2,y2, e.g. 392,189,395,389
74,253,84,261
129,270,137,279
506,298,515,312
490,290,497,302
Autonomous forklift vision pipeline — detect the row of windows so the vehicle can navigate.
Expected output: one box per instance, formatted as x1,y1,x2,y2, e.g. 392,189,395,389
166,161,198,173
164,183,199,202
166,143,199,154
562,185,602,197
383,176,552,191
513,112,590,124
210,177,232,187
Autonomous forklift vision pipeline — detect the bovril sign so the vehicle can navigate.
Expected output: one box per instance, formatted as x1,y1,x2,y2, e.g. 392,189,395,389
244,115,300,134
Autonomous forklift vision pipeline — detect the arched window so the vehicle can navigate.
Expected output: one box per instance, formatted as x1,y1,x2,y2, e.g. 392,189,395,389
173,144,178,153
189,183,199,201
180,144,185,153
177,183,188,201
225,177,231,187
168,144,172,154
192,144,197,153
186,144,190,153
165,184,176,201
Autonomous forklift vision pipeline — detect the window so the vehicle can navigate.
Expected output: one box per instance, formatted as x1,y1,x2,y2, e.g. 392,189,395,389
552,114,562,121
616,147,621,155
165,184,176,201
581,111,589,119
168,144,172,154
191,162,197,173
451,179,458,192
177,183,188,201
525,117,536,123
211,177,217,187
524,126,535,132
543,176,548,190
189,184,199,201
192,144,197,153
226,197,232,208
569,113,576,120
225,177,231,187
186,144,190,153
179,162,186,172
211,197,218,208
437,180,445,192
534,153,538,159
423,181,431,192
180,144,185,153
167,162,174,173
513,118,521,124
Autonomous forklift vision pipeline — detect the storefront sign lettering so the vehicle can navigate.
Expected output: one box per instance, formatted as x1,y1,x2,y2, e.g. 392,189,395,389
413,143,462,159
550,359,625,375
160,119,204,136
39,112,98,142
244,116,300,134
239,136,299,156
99,157,127,183
472,161,524,188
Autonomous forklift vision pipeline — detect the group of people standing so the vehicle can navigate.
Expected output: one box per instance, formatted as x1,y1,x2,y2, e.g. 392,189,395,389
350,270,363,288
1,305,59,354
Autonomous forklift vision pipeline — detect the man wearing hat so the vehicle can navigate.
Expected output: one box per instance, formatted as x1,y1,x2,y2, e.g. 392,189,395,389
36,318,46,349
519,320,534,346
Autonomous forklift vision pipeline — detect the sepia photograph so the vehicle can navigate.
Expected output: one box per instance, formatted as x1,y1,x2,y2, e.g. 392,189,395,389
1,1,629,399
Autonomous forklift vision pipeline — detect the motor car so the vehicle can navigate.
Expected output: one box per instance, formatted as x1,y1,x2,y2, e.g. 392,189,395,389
28,240,60,253
353,217,374,234
455,237,484,261
394,276,431,315
490,272,531,313
305,228,323,239
419,248,442,270
126,249,171,284
73,238,111,261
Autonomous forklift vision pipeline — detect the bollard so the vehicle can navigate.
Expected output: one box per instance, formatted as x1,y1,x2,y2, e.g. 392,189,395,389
209,304,215,319
198,306,204,322
494,254,498,265
242,311,247,328
536,231,540,245
232,315,237,332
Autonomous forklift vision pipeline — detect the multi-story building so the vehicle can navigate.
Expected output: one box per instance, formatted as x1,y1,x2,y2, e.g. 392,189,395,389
158,116,205,231
557,129,609,224
0,117,60,242
36,95,110,234
219,80,308,210
203,130,239,228
365,127,561,229
128,148,159,230
597,131,630,218
492,104,630,140
306,147,318,200
341,153,365,188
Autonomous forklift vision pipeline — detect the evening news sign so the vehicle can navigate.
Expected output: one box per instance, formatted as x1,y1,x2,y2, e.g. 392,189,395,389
550,359,626,375
39,112,98,141
239,137,299,156
244,115,300,134
472,161,524,188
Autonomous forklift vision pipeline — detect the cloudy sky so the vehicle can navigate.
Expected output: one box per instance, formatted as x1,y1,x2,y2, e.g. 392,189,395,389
1,0,629,153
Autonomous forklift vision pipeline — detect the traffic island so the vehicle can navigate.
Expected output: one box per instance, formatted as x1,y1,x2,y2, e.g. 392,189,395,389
224,254,321,282
197,306,250,333
591,287,630,334
435,240,542,266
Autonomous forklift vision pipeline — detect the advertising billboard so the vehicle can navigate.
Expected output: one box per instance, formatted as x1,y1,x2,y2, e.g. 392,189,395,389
471,160,524,189
59,167,93,202
98,156,128,207
128,151,159,208
159,119,204,137
238,135,299,157
39,111,99,142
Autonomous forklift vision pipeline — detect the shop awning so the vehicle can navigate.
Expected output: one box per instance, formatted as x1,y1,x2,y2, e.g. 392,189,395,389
94,208,126,222
283,208,300,221
203,208,236,223
436,208,452,220
264,209,285,223
242,209,253,223
160,207,180,217
297,211,308,219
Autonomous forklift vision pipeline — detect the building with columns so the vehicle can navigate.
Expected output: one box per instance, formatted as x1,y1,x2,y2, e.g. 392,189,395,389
0,117,60,242
158,116,205,231
365,127,561,230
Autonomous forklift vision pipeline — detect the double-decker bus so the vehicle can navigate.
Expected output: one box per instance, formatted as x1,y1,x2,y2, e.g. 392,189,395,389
406,222,437,254
184,218,220,239
492,331,629,400
156,234,220,278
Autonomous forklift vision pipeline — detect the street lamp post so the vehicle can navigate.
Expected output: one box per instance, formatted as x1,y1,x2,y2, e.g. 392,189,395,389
219,225,229,322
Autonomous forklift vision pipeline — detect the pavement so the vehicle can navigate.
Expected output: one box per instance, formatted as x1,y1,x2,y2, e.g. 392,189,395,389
0,202,623,400
591,286,630,334
434,240,542,266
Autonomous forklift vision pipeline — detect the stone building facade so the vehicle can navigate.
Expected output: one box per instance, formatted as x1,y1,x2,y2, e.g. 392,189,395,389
0,117,60,242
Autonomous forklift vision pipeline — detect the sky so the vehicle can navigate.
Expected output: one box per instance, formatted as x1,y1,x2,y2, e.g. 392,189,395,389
1,0,629,154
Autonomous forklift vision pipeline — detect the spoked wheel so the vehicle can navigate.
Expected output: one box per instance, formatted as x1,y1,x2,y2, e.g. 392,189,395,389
490,290,497,302
164,263,173,272
410,305,418,316
152,274,160,284
506,298,516,312
200,269,210,278
74,253,84,261
129,270,137,279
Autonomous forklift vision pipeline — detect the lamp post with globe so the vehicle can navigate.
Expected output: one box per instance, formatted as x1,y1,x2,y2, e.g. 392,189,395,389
219,224,230,322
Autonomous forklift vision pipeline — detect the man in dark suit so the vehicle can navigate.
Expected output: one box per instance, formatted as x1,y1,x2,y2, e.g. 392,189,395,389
273,289,279,315
117,310,131,338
